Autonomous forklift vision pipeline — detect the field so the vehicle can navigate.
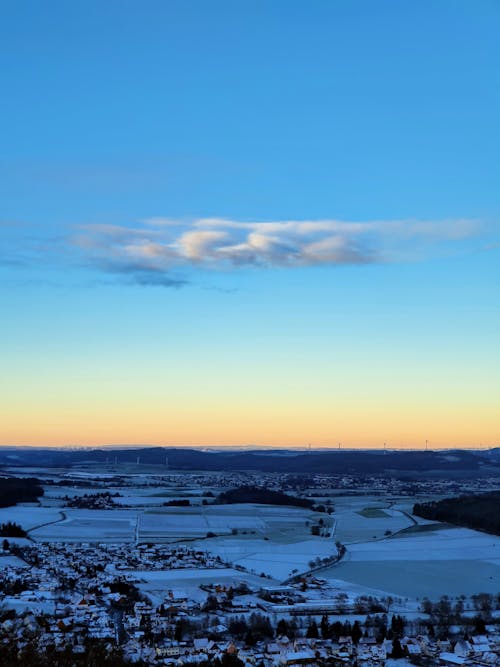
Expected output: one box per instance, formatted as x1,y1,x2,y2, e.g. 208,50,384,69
138,504,268,541
30,509,138,542
5,472,500,602
329,496,413,543
194,535,335,580
357,507,390,518
0,554,29,567
323,526,500,598
0,506,63,531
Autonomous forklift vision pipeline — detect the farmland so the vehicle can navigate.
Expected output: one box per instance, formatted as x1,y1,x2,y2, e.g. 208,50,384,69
2,464,500,603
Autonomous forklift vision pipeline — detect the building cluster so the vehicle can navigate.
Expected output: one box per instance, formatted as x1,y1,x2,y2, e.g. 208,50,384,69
41,468,500,508
123,633,495,666
1,542,499,666
2,606,500,666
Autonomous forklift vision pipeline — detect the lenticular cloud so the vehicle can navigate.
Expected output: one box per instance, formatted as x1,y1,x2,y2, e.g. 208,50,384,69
72,216,479,277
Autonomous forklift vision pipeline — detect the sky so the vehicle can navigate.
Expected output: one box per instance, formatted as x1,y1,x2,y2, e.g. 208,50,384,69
1,0,499,448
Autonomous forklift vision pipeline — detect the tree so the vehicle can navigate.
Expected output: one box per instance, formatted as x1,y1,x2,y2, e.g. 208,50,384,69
335,592,348,613
306,620,319,638
248,613,274,640
229,617,248,638
351,620,362,645
472,593,493,618
473,616,486,634
203,594,218,611
174,619,188,641
276,619,289,636
421,598,433,615
320,614,330,639
244,629,256,646
0,522,27,537
391,614,405,638
221,654,244,667
391,638,404,658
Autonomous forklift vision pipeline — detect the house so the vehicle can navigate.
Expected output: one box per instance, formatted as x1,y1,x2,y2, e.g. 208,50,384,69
279,649,316,666
439,652,466,666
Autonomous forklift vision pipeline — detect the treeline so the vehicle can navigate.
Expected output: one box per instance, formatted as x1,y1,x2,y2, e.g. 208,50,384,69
0,522,27,537
413,492,500,535
0,477,44,508
216,485,313,508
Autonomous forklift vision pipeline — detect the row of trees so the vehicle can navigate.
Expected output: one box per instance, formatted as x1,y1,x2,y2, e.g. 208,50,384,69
414,492,500,535
421,593,500,617
0,477,44,508
216,485,313,508
0,522,27,537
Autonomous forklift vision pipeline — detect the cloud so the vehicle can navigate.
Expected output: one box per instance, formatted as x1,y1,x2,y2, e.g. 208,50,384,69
69,216,482,284
128,272,188,288
179,230,230,261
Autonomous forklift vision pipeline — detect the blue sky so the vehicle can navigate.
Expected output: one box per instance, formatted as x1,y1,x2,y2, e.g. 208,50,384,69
1,1,499,446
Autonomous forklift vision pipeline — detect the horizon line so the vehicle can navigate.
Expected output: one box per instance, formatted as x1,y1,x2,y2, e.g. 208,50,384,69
0,443,496,452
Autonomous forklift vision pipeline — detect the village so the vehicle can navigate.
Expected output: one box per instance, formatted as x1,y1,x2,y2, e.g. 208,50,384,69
1,539,500,666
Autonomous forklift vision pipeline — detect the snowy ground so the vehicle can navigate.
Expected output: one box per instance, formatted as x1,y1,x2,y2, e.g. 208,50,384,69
139,504,317,543
0,554,29,567
127,567,275,606
5,482,499,603
30,509,138,542
194,535,337,580
322,527,500,599
326,496,414,543
0,505,63,531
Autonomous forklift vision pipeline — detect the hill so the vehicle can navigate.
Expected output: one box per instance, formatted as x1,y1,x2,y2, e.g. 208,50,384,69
0,446,497,477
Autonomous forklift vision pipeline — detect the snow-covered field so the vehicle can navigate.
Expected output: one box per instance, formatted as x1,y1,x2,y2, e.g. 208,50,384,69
194,535,337,580
0,506,62,531
30,509,138,542
333,509,410,542
5,481,499,603
138,504,313,542
139,511,209,540
327,496,414,543
326,559,500,599
346,527,500,561
0,554,29,567
322,527,500,599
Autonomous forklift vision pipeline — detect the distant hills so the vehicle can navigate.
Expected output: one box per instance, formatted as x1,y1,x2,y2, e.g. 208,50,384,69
0,446,499,477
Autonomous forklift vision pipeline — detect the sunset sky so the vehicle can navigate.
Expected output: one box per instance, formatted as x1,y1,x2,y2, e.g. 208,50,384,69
1,1,499,448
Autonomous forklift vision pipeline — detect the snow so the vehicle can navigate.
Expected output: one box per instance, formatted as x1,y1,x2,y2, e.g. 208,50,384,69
320,528,500,599
128,567,274,605
0,506,62,531
30,509,138,542
0,554,29,567
192,535,337,580
347,527,500,561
